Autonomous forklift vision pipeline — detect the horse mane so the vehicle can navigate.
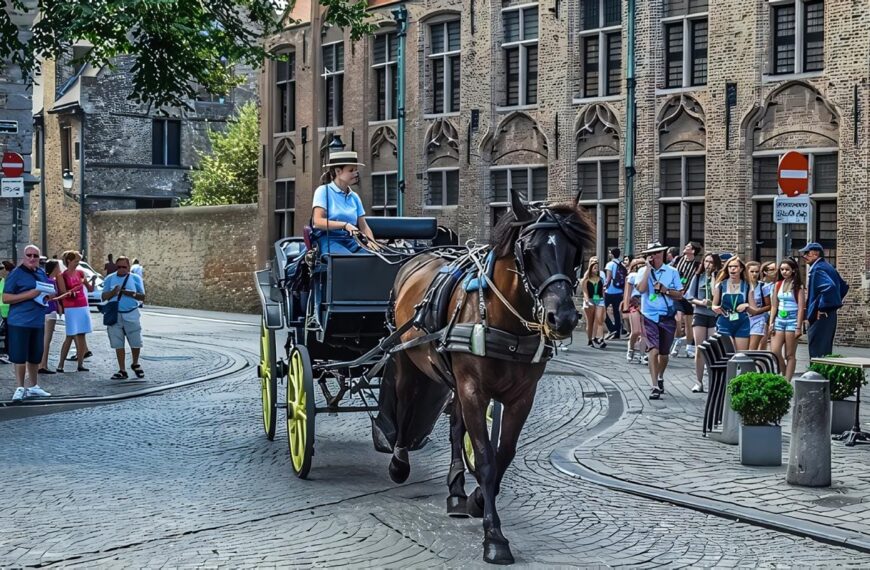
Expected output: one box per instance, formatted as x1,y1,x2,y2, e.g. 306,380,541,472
490,202,596,258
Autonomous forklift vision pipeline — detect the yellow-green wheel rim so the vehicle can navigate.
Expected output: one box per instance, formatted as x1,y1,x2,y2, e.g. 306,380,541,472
286,346,313,478
259,322,277,440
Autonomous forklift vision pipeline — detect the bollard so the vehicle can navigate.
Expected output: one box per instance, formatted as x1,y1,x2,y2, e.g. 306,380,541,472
719,353,756,445
787,371,831,487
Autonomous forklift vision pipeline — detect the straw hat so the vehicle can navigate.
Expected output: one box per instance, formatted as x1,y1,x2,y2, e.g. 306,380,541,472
640,241,669,255
323,150,365,168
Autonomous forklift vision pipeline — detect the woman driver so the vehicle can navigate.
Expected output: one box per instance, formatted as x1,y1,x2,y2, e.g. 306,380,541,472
311,150,377,254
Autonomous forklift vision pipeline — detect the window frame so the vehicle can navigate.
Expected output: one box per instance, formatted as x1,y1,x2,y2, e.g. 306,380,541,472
425,166,460,208
372,32,399,121
322,41,345,128
152,118,181,167
577,0,622,100
501,4,539,108
428,20,461,116
661,10,709,90
275,51,296,133
577,157,621,260
275,178,296,238
371,170,399,216
767,0,825,77
490,164,547,227
657,152,706,246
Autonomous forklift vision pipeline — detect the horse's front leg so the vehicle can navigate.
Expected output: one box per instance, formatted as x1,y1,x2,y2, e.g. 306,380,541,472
446,396,469,517
459,386,513,565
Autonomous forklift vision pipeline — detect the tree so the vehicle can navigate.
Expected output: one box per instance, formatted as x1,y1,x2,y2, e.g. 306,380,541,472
187,101,259,206
1,0,375,108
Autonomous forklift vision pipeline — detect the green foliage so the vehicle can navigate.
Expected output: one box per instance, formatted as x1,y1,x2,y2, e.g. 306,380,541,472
1,0,375,108
187,101,259,206
809,355,868,401
729,372,793,427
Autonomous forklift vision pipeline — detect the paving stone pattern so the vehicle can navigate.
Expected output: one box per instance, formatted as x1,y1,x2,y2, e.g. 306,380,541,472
569,333,870,542
2,310,870,566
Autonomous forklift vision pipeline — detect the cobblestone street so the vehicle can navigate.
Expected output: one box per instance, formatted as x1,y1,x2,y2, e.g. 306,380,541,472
2,309,870,567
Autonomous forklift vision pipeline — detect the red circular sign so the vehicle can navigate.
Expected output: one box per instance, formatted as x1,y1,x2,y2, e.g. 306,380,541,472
1,151,24,178
777,151,809,197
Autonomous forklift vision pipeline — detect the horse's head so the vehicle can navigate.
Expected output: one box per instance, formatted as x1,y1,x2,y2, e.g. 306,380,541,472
506,189,595,340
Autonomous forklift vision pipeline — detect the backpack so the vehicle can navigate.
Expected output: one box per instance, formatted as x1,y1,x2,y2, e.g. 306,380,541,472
611,261,627,290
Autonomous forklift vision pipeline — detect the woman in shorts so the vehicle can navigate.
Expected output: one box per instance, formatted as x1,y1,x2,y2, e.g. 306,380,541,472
581,257,607,349
621,258,647,363
712,256,756,351
746,261,774,350
686,252,722,392
768,258,805,379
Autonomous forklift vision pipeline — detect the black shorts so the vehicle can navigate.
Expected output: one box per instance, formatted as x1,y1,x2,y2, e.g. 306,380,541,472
8,324,44,364
693,313,717,329
677,298,694,315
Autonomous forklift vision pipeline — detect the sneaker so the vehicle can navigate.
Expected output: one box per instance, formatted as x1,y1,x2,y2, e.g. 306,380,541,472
657,377,665,393
692,383,705,393
685,344,696,359
640,354,649,366
26,385,51,398
648,387,662,400
605,331,618,341
670,337,685,357
626,348,635,363
11,387,26,402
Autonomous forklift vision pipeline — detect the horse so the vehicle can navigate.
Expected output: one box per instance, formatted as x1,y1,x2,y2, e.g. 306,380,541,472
377,189,595,564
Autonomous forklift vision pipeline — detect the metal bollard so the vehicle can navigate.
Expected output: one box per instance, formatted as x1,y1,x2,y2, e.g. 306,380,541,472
719,353,756,445
787,371,831,487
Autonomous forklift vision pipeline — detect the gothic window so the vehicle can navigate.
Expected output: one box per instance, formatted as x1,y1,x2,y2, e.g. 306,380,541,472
578,0,622,99
502,6,539,107
429,20,461,114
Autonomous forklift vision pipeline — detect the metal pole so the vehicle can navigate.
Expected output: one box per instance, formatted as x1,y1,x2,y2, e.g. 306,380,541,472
392,6,408,216
79,113,87,257
309,0,323,222
624,0,636,255
39,122,47,253
11,197,18,264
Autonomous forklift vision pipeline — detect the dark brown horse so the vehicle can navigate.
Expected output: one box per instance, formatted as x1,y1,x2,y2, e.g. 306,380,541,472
376,190,594,564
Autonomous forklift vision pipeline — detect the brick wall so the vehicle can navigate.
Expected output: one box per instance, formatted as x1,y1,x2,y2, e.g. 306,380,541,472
88,204,259,313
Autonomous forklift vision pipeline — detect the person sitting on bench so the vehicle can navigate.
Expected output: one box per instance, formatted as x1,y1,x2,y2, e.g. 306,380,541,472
311,150,377,255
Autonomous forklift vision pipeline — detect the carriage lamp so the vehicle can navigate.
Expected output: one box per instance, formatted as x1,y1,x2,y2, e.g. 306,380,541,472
328,135,345,151
61,169,74,190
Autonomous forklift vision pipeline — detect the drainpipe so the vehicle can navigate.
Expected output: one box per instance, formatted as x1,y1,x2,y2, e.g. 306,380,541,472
79,112,87,258
392,5,408,216
624,0,637,255
38,121,47,252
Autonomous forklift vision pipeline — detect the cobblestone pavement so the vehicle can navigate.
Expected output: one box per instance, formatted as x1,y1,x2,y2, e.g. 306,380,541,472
2,310,870,567
567,331,870,543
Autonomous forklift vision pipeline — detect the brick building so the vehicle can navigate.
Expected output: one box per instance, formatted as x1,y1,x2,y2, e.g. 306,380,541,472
30,52,257,260
259,0,869,344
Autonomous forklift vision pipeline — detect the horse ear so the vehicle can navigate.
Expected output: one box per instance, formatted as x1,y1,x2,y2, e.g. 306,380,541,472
509,187,533,223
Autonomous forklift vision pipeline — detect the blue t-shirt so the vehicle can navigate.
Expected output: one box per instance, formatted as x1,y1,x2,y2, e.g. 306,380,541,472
637,264,682,323
605,260,624,294
2,265,50,328
312,183,366,238
102,272,145,316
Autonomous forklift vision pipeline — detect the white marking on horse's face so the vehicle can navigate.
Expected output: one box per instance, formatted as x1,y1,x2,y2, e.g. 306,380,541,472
548,234,557,246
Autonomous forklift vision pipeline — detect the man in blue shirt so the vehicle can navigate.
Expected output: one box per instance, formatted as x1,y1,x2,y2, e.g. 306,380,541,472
2,245,53,402
101,256,146,380
635,241,684,400
604,247,626,340
800,243,849,358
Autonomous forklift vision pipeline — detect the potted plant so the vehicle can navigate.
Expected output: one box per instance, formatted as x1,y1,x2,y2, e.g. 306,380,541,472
729,372,793,466
809,355,868,434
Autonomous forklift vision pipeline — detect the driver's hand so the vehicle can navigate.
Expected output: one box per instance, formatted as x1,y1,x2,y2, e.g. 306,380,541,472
345,223,359,234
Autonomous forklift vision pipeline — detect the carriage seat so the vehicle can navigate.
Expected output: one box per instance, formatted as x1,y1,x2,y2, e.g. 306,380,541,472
366,216,438,241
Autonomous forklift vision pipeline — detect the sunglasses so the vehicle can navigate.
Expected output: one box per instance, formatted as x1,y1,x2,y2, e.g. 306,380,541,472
25,253,40,259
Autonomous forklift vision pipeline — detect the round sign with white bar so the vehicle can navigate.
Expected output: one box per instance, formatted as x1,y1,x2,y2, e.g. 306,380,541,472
774,195,810,224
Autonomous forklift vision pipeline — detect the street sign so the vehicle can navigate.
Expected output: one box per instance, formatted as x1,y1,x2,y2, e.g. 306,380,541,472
777,151,809,197
1,151,25,178
774,196,810,224
0,176,24,198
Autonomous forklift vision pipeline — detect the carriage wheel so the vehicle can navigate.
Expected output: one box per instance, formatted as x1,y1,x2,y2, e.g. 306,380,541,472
287,345,315,478
463,401,503,474
259,320,278,441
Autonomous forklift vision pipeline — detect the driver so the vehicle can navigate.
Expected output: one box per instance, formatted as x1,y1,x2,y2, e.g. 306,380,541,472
311,150,377,254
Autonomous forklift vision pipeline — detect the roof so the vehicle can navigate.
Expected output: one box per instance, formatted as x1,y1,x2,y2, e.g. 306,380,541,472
48,62,100,114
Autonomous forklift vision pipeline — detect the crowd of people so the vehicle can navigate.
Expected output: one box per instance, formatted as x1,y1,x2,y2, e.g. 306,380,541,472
1,249,146,402
583,240,850,401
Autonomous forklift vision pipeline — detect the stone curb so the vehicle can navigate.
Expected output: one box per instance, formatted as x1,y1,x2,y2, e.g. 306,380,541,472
549,357,870,556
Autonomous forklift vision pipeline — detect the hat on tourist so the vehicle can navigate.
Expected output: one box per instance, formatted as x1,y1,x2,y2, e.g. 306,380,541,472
640,241,669,256
718,252,733,262
323,150,365,168
799,242,825,255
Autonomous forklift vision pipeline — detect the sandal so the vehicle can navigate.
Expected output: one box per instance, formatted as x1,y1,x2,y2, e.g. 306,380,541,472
111,370,128,380
131,364,145,379
38,368,56,375
77,366,89,372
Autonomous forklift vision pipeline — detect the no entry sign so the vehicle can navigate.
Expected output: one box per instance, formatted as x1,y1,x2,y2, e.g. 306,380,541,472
1,151,24,178
777,151,809,197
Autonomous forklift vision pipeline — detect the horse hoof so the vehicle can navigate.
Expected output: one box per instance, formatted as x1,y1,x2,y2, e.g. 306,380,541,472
483,537,514,565
446,495,469,518
466,487,484,518
389,457,410,484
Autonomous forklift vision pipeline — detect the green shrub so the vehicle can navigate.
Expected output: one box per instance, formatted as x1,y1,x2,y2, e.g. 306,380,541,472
729,372,793,426
808,355,867,401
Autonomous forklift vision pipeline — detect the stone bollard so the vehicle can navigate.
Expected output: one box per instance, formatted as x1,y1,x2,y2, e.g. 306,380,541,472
719,353,756,445
787,371,831,487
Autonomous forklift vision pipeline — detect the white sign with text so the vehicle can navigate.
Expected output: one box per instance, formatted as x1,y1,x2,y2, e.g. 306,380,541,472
774,196,810,224
0,177,24,198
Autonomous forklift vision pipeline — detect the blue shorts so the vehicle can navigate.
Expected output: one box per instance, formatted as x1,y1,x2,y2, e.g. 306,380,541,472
8,324,44,364
716,314,751,339
774,310,799,332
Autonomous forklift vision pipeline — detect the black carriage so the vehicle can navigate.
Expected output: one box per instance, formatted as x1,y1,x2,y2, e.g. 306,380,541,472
254,217,454,478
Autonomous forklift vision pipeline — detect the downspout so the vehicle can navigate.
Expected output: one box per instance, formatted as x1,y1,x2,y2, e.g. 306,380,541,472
38,120,47,252
79,112,87,258
624,0,636,255
392,5,408,216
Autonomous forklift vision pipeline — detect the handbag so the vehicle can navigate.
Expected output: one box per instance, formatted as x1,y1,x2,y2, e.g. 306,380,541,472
101,274,131,326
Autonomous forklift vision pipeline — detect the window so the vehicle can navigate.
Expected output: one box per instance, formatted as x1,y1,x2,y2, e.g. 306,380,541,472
152,119,181,166
373,33,398,121
372,172,398,216
752,152,837,263
662,0,708,88
502,6,539,107
658,155,706,246
430,21,461,114
275,180,295,237
491,166,547,225
577,159,620,259
135,198,173,209
323,42,344,127
772,0,824,75
276,52,296,132
427,168,460,207
61,125,72,172
579,0,621,98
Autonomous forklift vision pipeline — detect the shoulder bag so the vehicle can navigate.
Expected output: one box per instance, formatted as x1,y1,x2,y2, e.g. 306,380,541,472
100,274,131,326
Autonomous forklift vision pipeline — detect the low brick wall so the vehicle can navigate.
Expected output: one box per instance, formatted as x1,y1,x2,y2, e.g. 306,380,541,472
88,204,260,313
